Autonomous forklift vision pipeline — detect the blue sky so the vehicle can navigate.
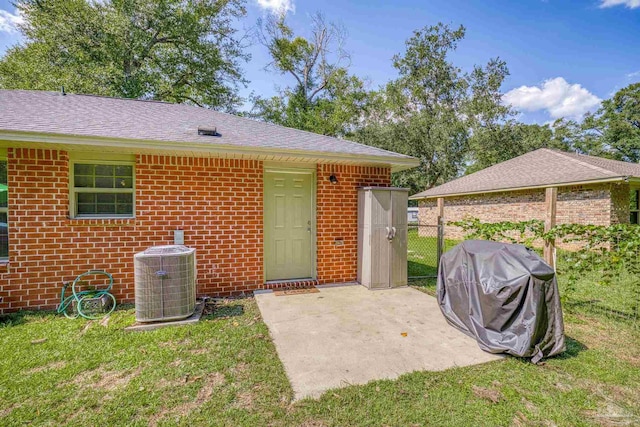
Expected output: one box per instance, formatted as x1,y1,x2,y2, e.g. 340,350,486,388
1,0,639,123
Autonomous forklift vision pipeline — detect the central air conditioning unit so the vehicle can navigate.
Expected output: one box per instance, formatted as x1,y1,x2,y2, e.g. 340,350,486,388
134,245,196,323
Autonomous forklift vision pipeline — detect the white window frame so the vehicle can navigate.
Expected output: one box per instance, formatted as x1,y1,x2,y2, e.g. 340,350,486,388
0,150,7,262
69,153,136,219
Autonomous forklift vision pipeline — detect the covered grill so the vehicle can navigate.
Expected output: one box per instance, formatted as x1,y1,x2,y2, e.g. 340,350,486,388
437,240,565,363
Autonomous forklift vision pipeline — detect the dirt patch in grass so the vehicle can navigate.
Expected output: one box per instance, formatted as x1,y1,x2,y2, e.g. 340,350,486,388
606,384,640,408
148,372,226,427
168,358,182,368
233,390,256,410
471,385,503,403
567,315,640,366
156,372,219,389
522,397,540,415
0,403,20,418
553,381,573,392
26,361,66,375
71,366,141,391
297,420,328,427
231,362,249,379
584,401,639,427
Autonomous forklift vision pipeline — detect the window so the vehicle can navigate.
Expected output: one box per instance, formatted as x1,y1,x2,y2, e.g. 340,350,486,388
631,189,639,225
0,159,7,260
70,157,135,218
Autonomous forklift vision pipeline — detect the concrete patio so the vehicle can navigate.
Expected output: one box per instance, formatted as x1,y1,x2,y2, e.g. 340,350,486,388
254,284,502,400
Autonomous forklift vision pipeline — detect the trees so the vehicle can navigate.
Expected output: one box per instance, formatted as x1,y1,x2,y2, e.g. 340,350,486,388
353,24,511,193
465,120,584,174
354,24,469,194
471,83,640,173
252,12,367,136
0,0,248,110
583,82,640,162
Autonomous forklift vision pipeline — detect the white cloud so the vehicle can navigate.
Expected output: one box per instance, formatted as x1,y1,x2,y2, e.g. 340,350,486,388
599,0,640,8
0,9,23,34
627,71,640,79
256,0,295,14
503,77,602,119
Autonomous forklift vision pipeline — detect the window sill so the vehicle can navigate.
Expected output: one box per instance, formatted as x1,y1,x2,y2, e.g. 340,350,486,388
70,216,136,220
67,217,136,227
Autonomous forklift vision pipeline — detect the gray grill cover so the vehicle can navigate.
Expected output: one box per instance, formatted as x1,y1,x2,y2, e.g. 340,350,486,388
437,240,565,363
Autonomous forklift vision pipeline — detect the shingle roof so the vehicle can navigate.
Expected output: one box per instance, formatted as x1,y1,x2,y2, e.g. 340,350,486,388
411,148,640,199
0,90,417,170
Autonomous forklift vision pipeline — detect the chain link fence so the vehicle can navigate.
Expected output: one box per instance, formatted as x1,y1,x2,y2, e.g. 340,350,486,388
554,235,640,328
450,218,640,327
407,221,444,279
407,217,639,327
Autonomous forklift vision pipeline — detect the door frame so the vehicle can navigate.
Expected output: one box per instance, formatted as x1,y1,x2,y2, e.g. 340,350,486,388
263,164,317,282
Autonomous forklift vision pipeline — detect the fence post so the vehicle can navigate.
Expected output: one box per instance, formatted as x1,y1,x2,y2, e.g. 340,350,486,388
436,197,445,221
437,216,445,273
544,187,557,269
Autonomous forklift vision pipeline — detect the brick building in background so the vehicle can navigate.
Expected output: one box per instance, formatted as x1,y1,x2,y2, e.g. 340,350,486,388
412,148,640,249
0,90,418,313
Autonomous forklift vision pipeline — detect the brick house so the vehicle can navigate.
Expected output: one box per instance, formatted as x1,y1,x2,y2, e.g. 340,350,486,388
0,90,418,313
411,149,640,249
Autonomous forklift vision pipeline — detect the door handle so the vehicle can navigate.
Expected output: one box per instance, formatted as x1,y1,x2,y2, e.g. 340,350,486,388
386,226,396,241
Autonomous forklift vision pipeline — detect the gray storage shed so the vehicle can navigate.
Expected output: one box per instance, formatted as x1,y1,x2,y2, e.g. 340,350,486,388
357,187,408,289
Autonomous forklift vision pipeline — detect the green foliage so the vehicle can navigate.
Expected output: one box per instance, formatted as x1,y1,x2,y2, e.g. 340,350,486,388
582,82,640,162
450,218,545,247
252,12,367,137
352,24,511,194
451,218,640,313
0,0,248,110
466,119,587,174
466,80,640,174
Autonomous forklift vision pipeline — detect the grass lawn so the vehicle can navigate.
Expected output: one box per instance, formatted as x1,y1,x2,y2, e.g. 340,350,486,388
2,300,639,426
1,235,639,426
407,228,457,277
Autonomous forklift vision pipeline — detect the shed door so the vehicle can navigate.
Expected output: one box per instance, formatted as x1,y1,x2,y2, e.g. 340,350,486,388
390,190,408,287
370,190,392,289
264,171,314,281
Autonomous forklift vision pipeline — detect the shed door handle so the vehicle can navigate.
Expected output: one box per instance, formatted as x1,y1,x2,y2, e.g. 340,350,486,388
386,226,396,241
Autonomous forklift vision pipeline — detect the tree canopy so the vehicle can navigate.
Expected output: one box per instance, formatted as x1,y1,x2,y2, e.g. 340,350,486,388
582,83,640,162
350,24,511,193
250,12,367,137
0,0,248,110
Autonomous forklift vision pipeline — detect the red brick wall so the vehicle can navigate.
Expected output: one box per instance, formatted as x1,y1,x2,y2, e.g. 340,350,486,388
135,155,264,297
418,182,630,248
316,164,390,283
0,149,391,313
0,149,264,312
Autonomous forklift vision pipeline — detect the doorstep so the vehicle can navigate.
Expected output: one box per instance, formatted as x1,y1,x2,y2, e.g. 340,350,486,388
263,278,319,290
